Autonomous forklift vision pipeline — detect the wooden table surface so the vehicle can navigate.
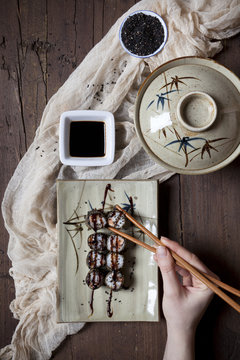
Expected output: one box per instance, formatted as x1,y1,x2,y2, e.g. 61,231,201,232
0,1,239,359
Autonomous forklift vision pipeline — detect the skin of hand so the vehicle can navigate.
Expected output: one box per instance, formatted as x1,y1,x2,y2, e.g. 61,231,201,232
154,237,218,360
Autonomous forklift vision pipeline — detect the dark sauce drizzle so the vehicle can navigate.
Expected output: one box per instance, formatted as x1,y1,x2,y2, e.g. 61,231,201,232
90,251,96,268
101,183,114,211
91,213,98,232
89,251,102,268
107,271,118,317
107,289,113,317
129,196,134,216
87,184,133,317
90,289,94,316
110,235,120,252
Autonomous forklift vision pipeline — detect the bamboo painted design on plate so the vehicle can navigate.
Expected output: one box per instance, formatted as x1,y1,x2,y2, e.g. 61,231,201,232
147,74,200,110
147,89,177,110
159,75,200,92
165,132,229,167
144,73,232,167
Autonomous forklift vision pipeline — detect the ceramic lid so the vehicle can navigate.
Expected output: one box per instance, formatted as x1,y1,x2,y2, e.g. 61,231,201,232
135,57,240,174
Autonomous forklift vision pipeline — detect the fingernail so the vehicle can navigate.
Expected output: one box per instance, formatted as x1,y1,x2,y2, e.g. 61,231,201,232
160,237,168,244
157,246,167,257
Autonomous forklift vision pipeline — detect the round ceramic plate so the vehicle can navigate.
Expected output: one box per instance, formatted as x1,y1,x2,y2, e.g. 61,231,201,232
135,57,240,174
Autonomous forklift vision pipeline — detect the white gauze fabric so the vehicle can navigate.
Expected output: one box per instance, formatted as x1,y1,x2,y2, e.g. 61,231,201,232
1,0,239,359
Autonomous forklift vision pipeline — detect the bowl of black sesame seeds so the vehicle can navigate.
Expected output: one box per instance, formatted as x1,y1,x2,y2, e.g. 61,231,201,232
119,10,167,58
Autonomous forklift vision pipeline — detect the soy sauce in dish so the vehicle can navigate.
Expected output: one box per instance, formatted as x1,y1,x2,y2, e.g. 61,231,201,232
69,121,105,157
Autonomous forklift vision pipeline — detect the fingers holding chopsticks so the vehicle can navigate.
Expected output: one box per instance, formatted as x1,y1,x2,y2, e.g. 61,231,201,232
154,246,182,297
111,206,240,310
154,239,214,293
160,237,220,283
154,238,216,332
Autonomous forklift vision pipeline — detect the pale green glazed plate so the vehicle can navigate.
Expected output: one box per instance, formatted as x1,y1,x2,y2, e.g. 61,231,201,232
135,57,240,174
57,180,159,322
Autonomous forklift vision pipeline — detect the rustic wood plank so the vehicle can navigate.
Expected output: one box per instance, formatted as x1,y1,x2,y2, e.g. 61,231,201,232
0,0,34,348
181,36,240,360
158,174,181,242
102,0,136,35
0,275,18,348
47,0,95,98
1,0,239,359
17,0,48,144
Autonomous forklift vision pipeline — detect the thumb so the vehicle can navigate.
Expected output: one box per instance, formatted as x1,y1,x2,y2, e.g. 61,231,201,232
156,246,182,296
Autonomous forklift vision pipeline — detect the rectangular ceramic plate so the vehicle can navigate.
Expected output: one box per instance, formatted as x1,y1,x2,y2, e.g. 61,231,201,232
57,180,159,322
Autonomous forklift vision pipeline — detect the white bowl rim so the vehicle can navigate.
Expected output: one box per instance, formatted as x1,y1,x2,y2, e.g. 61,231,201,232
59,110,115,167
119,10,168,59
176,91,217,132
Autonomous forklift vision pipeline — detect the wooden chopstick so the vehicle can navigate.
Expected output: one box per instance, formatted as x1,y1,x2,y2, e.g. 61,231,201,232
110,225,240,298
108,226,157,253
115,205,240,297
110,205,240,314
109,225,240,297
147,228,240,298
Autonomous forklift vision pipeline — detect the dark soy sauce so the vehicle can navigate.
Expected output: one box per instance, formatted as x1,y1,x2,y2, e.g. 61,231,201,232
69,121,105,157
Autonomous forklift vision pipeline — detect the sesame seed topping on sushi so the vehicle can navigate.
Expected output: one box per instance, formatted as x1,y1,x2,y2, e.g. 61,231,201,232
105,271,124,291
86,269,104,290
106,252,124,271
86,250,106,269
88,232,107,252
107,234,126,253
85,209,107,231
107,209,126,229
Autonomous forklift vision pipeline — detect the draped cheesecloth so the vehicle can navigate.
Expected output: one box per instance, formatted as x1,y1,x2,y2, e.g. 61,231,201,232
1,0,239,359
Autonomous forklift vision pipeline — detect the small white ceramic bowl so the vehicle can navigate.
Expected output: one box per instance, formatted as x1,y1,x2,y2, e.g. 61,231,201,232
177,91,217,132
119,10,168,58
59,110,115,166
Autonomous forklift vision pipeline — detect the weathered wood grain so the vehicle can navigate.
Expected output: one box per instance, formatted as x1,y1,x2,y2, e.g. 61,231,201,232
0,0,239,359
181,37,240,360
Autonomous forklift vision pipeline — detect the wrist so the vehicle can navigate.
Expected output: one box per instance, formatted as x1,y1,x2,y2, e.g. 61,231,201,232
164,324,196,360
167,323,196,340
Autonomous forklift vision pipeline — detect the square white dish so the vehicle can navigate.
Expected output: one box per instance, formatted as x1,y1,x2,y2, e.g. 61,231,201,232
57,180,159,322
59,110,115,166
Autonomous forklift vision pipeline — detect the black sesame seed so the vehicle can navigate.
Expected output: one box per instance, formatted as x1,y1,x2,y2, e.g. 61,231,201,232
121,12,164,56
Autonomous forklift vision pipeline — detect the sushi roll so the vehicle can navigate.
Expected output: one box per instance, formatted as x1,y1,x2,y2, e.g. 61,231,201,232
105,271,124,291
86,269,104,290
107,209,126,229
107,234,126,253
106,252,124,271
87,250,106,269
85,209,107,231
88,232,107,252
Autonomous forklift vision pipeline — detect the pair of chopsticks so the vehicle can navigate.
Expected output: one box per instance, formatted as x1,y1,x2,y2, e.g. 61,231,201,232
108,205,240,314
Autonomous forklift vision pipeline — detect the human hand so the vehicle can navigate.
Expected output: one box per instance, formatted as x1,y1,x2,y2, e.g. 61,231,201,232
154,237,217,333
154,237,218,360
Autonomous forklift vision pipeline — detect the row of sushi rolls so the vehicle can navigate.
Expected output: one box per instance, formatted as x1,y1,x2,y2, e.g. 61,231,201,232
85,208,127,293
